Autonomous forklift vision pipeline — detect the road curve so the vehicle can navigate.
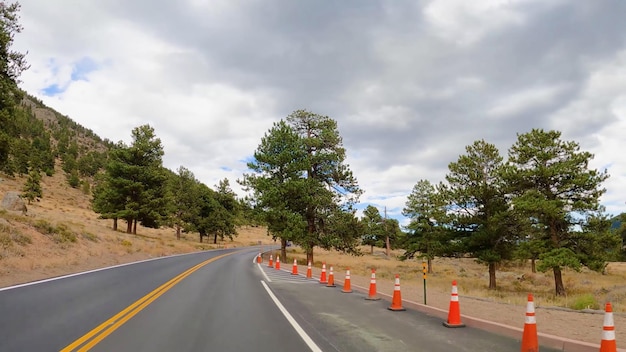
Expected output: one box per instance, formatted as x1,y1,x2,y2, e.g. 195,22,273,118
0,248,559,351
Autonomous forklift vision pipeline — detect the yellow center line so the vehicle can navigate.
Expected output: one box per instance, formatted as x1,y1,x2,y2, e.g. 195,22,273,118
61,251,238,352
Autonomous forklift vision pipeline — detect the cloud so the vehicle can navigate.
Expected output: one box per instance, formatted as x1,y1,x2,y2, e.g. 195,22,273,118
13,0,626,224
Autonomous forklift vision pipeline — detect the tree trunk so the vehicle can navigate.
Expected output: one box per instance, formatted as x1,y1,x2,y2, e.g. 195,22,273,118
281,238,287,261
306,247,314,265
133,219,137,235
113,218,118,231
126,219,132,234
370,245,374,255
531,258,536,273
199,233,203,243
488,262,497,289
176,225,181,240
385,236,391,257
427,258,433,274
553,266,566,296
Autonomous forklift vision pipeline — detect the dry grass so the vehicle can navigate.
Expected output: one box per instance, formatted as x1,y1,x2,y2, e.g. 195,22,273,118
270,246,626,345
280,246,626,312
0,170,269,288
2,168,626,345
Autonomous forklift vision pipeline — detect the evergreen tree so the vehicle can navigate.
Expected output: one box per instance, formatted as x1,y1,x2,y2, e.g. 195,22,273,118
92,125,168,234
445,140,520,289
242,110,362,263
168,166,200,240
402,179,449,273
21,169,41,204
361,205,385,254
503,129,609,295
0,2,29,174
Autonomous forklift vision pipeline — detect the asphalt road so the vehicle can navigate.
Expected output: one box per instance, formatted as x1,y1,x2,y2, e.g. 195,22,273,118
0,248,559,351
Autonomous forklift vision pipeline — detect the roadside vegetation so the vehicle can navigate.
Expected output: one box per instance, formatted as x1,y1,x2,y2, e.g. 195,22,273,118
0,1,624,309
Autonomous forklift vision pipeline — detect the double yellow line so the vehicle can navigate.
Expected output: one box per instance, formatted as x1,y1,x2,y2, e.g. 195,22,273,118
61,251,235,351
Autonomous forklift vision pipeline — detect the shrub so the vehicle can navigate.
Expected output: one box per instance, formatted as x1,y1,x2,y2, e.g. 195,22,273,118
81,232,98,242
0,232,11,249
33,219,56,235
11,232,31,245
570,293,600,310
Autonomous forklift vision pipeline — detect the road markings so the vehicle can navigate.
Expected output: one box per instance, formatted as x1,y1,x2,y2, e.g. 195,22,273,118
257,263,272,282
61,251,237,352
261,280,323,352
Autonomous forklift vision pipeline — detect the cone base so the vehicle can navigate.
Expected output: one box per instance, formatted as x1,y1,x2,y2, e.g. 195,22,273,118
319,280,328,284
341,289,352,293
326,284,336,287
365,296,381,301
442,322,466,328
388,306,406,311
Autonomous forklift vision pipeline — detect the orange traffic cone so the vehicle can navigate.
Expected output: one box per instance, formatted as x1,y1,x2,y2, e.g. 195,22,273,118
326,266,336,287
268,254,273,268
443,280,465,328
291,259,298,275
365,268,380,300
319,262,328,284
275,256,280,270
257,252,262,264
306,261,312,279
600,302,617,352
341,268,352,293
388,274,405,311
520,293,538,352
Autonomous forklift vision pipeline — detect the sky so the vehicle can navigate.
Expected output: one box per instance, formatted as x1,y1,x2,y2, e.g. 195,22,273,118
13,0,626,225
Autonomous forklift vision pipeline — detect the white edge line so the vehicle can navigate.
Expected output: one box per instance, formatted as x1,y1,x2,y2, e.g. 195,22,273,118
260,280,322,352
0,248,236,292
257,263,272,282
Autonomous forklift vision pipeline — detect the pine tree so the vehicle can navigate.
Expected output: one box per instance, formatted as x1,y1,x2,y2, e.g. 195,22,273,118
21,169,42,204
503,129,609,295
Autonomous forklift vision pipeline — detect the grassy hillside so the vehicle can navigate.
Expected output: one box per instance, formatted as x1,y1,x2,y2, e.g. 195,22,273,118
0,165,269,288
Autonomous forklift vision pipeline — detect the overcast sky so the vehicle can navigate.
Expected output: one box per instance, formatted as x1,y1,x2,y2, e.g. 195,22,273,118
13,0,626,224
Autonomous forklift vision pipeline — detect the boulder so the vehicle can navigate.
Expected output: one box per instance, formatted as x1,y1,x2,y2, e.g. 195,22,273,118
1,191,27,213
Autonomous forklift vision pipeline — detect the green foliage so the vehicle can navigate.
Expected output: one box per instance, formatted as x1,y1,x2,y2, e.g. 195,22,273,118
569,294,600,310
504,129,609,295
32,219,77,244
536,248,582,272
402,180,450,268
21,169,42,204
361,205,385,250
77,151,105,177
80,180,90,194
444,140,520,287
572,212,622,272
92,125,170,234
67,171,80,188
241,110,362,262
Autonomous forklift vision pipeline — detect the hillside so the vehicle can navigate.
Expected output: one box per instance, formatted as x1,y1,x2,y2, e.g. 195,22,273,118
0,165,268,288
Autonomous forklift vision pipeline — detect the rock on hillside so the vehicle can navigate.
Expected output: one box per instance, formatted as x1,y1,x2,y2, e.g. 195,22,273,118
1,191,26,213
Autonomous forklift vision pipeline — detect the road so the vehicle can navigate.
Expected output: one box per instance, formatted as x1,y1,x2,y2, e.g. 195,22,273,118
0,248,559,351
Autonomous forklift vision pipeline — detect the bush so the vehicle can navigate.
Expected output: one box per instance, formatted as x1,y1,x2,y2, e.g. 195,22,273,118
54,224,77,243
11,232,31,245
33,220,77,244
33,219,56,234
81,232,98,242
570,293,600,310
0,232,11,249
